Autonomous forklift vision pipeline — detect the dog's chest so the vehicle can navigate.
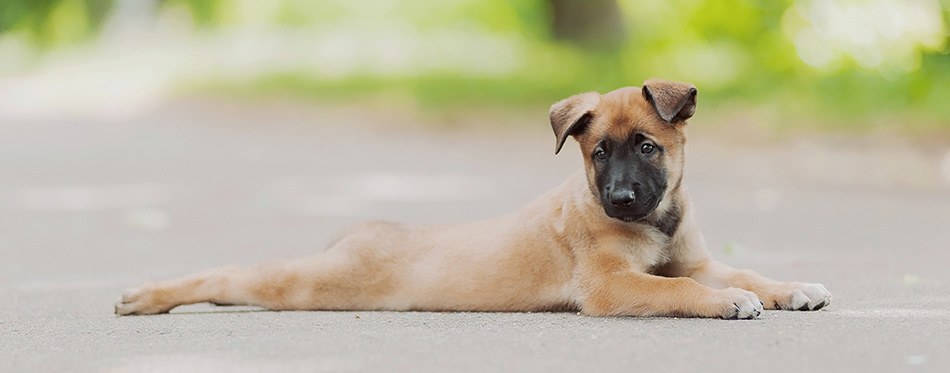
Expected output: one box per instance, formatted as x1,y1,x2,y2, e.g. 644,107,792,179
620,230,673,272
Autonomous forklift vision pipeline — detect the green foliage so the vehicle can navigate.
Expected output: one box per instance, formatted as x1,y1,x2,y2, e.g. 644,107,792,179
0,0,111,46
163,0,222,25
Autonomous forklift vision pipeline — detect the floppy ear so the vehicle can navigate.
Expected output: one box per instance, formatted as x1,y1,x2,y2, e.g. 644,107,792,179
550,92,600,154
641,78,697,123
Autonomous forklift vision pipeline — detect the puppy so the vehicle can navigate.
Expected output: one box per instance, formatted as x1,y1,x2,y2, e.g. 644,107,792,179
116,78,831,319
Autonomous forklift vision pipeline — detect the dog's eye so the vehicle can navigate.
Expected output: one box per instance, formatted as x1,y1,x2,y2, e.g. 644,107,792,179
641,143,655,154
594,149,606,160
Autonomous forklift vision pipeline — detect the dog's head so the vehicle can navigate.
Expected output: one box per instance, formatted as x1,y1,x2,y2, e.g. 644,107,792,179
550,78,696,222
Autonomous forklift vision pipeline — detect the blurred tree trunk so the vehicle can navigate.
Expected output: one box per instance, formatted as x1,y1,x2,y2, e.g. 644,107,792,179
548,0,626,50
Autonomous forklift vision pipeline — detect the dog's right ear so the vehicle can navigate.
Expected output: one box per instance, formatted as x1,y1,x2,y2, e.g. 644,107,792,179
550,92,600,155
641,78,697,123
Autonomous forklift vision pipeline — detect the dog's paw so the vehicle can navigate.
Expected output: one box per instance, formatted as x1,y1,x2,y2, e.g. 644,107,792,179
714,287,764,320
767,282,832,311
115,283,174,316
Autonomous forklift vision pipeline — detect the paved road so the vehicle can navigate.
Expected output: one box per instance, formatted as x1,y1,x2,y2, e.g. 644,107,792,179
1,101,949,372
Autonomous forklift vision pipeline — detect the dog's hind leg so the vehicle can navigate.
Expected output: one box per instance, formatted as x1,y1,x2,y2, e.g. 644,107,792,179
115,242,396,315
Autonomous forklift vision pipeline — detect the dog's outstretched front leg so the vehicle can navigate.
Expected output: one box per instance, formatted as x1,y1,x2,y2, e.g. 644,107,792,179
684,260,832,311
663,213,832,312
576,253,764,319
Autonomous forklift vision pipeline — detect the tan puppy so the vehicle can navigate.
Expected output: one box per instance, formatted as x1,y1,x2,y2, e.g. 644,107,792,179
116,79,831,319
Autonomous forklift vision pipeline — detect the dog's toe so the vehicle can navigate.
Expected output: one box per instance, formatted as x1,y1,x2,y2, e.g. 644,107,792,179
717,288,763,320
121,288,142,304
772,282,832,311
115,283,171,316
787,289,809,310
115,300,137,316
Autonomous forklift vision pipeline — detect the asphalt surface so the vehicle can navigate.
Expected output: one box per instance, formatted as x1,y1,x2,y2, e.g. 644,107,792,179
1,101,949,372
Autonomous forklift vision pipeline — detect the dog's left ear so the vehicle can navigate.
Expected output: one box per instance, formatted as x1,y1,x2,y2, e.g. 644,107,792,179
641,78,697,123
550,92,600,154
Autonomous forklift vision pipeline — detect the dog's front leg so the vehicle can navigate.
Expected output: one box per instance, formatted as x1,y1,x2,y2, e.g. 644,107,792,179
576,252,763,319
660,213,832,311
684,260,832,311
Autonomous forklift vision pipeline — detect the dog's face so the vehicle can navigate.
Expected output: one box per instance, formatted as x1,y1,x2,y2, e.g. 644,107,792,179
550,79,697,222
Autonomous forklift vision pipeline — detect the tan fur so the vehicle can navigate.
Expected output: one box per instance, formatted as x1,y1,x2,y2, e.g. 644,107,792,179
116,79,831,319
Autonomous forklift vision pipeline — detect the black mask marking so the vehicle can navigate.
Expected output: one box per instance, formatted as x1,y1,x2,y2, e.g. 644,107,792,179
592,133,669,222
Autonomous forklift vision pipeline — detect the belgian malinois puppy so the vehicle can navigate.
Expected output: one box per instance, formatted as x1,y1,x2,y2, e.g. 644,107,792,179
116,79,831,319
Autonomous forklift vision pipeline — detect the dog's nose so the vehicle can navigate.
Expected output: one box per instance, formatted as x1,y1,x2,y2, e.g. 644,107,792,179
608,190,636,207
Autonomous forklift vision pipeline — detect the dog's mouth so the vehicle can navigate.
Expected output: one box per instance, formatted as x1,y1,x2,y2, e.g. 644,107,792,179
616,215,644,222
606,211,651,222
602,196,662,222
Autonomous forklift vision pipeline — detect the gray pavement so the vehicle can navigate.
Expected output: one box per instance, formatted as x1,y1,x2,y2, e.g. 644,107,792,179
1,101,949,372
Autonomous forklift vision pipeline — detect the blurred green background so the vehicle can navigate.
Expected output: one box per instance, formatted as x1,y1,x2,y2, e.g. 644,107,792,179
1,0,948,132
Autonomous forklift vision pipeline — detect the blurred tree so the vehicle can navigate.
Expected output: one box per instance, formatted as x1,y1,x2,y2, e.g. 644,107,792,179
159,0,220,25
548,0,626,50
0,0,111,46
